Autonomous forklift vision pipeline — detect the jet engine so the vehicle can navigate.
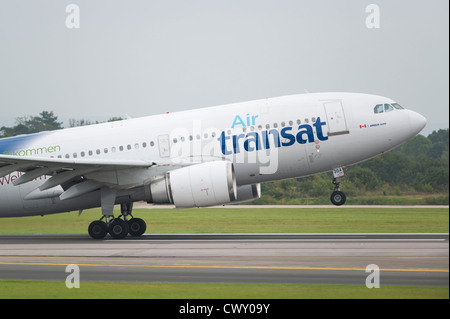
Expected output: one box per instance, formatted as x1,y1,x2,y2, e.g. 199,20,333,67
144,161,237,208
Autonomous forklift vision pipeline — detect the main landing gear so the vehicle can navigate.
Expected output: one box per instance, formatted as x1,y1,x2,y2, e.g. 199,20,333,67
88,202,147,240
330,167,347,206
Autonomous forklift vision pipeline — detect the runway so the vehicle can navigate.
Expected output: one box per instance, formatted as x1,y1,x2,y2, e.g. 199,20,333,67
0,234,448,287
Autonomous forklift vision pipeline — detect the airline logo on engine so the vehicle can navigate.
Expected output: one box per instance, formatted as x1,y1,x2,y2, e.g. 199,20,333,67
218,115,328,155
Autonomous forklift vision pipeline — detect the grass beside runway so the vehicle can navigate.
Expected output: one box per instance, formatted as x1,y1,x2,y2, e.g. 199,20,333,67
0,207,448,234
0,280,448,299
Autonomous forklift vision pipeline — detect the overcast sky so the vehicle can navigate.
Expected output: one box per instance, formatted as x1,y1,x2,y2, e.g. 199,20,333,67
0,0,448,135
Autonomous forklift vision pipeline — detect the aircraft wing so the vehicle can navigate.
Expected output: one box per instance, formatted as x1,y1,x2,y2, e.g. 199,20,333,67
0,154,160,200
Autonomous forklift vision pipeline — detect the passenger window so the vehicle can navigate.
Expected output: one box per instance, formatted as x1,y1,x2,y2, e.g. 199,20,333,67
374,104,384,114
384,104,394,112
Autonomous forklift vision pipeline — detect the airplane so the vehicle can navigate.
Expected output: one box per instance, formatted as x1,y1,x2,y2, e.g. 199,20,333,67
0,93,427,239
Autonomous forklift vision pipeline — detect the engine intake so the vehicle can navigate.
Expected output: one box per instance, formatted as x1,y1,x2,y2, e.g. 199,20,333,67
232,184,261,204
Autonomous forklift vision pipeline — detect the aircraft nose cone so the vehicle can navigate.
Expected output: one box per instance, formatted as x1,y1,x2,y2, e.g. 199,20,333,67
409,110,427,134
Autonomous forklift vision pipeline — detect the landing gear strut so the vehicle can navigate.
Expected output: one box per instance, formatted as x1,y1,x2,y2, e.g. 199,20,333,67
119,203,147,238
88,203,147,239
88,187,147,239
330,167,346,206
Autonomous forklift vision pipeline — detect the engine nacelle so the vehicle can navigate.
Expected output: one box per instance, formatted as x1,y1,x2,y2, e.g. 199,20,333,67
144,161,237,208
232,184,261,204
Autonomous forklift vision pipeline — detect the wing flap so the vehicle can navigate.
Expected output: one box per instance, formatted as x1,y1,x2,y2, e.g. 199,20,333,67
13,166,63,186
0,162,38,178
39,168,96,191
59,180,102,201
0,154,155,170
0,154,157,197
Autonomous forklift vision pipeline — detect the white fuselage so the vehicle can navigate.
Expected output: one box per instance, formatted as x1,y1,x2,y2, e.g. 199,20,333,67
0,93,426,217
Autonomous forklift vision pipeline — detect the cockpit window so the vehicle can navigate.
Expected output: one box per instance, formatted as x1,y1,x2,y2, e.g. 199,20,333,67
384,103,394,112
374,104,384,114
392,103,404,110
374,103,400,114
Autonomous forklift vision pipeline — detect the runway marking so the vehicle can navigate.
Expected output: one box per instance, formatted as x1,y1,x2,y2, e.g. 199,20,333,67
0,262,448,273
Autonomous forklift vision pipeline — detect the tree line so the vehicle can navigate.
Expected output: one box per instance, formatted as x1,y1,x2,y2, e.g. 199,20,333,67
0,111,122,138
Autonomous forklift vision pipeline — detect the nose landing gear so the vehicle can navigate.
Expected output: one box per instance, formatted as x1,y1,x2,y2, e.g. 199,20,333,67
331,189,346,206
330,167,347,206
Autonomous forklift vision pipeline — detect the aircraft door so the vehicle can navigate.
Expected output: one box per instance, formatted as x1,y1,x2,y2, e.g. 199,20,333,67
323,101,349,136
158,134,171,158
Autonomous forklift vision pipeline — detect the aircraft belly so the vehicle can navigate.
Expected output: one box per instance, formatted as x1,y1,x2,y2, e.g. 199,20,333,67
19,182,52,210
0,181,24,216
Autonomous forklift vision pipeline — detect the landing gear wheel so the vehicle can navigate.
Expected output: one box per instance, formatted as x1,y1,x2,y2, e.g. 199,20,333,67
331,191,346,206
109,219,129,239
88,220,108,239
128,218,147,237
